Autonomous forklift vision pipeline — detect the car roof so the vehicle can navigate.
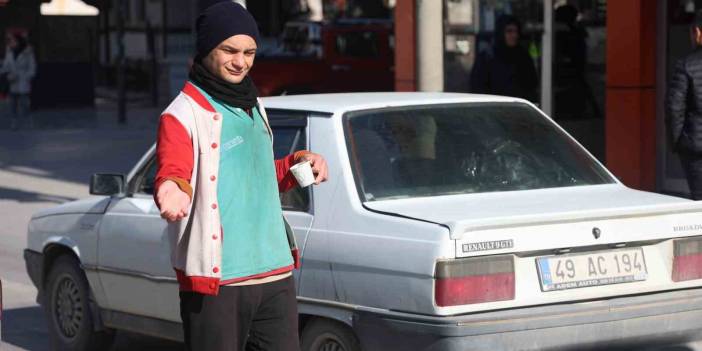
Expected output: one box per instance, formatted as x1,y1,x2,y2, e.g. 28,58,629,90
260,92,529,115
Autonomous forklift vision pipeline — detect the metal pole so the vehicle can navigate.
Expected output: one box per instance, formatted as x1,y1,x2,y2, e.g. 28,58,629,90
416,0,444,92
540,0,553,116
117,0,126,124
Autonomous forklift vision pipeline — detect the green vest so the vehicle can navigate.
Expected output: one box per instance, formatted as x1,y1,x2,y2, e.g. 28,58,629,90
194,84,293,281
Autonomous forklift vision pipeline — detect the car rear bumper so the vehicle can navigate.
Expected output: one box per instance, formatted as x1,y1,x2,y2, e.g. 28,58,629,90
353,288,702,351
23,249,43,294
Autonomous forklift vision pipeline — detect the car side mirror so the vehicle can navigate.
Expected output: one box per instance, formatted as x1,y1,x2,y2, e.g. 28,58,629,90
90,173,125,196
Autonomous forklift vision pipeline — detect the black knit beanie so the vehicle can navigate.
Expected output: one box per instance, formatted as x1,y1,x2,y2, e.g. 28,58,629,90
196,2,260,59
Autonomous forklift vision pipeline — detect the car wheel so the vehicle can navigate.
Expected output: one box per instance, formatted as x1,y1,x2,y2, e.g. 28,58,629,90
301,318,361,351
45,255,114,351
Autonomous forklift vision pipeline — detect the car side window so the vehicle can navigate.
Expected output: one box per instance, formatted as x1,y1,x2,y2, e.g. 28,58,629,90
134,159,158,195
268,109,310,212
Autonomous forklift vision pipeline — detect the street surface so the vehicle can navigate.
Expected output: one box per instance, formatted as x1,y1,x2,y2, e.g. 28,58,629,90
0,102,183,350
0,101,701,351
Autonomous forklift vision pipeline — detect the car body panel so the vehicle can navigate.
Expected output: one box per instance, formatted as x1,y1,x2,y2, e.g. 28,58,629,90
363,184,689,227
352,287,702,351
30,196,112,220
364,184,702,240
26,210,108,307
284,210,315,289
96,194,177,321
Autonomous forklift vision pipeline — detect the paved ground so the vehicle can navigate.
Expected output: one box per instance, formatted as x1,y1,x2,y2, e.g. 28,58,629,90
0,100,183,350
0,99,701,351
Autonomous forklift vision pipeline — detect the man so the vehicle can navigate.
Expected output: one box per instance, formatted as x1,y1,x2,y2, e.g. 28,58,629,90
154,3,328,350
470,15,538,102
668,10,702,200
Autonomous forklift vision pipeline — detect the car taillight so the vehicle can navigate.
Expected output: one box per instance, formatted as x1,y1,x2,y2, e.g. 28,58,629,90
672,237,702,282
435,255,515,307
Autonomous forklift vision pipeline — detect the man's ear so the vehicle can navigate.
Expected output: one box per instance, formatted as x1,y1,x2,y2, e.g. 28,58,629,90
696,27,702,44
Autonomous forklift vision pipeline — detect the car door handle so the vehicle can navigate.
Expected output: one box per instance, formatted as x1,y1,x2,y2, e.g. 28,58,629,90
331,64,351,72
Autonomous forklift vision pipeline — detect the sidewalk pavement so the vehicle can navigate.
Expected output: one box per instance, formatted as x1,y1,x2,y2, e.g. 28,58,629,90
0,97,163,132
0,96,182,351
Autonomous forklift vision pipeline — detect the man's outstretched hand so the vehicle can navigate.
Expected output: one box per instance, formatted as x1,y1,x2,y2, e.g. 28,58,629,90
299,152,329,185
156,180,191,222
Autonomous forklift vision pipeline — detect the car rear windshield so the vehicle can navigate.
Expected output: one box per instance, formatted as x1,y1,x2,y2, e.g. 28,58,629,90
344,102,615,201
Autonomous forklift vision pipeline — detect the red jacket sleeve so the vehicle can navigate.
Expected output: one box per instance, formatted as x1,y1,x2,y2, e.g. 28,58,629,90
276,150,311,193
154,114,194,207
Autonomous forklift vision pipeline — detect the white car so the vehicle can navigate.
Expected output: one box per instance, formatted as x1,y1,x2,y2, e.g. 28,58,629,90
24,93,702,350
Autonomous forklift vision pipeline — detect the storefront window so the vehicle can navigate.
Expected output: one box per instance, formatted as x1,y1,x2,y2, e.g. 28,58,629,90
552,0,606,161
444,0,544,98
444,0,606,161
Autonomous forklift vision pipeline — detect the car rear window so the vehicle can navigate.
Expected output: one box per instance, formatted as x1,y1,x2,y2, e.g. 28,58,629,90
344,102,615,201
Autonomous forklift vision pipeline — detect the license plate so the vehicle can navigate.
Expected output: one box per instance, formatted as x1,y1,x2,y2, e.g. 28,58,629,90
536,248,647,292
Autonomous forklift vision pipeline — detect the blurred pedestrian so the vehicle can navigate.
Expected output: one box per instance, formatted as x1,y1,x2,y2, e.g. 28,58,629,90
668,10,702,200
1,33,36,130
153,2,328,350
470,15,538,102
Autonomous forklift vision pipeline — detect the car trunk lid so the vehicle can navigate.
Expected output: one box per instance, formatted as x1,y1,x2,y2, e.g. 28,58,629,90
363,184,702,247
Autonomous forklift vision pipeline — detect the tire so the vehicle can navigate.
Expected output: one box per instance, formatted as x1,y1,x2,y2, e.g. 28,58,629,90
301,318,361,351
44,255,114,351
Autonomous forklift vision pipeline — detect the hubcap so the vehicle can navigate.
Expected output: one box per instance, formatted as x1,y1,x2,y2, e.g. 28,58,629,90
53,275,83,339
313,332,345,351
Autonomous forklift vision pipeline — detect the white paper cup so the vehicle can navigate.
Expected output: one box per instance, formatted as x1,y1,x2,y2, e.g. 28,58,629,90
290,161,315,187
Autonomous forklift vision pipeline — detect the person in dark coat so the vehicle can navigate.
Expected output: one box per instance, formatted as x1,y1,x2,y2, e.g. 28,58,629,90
1,33,36,129
470,15,538,102
667,10,702,200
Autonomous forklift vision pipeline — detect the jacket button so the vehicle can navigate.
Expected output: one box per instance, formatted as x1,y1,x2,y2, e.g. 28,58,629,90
212,234,218,240
211,142,218,149
213,267,219,273
211,203,217,209
210,175,216,181
213,114,220,121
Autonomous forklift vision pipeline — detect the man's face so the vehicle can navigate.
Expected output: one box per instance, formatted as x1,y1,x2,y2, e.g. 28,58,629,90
202,34,257,84
504,24,519,47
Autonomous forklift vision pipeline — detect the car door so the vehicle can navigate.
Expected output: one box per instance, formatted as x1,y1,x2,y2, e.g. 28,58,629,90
96,152,180,322
268,109,315,290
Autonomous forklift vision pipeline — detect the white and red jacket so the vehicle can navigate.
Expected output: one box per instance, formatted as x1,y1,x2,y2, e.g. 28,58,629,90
155,82,306,296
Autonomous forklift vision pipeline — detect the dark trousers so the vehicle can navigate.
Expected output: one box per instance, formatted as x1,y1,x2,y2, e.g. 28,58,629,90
680,152,702,200
8,93,30,117
179,276,300,351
